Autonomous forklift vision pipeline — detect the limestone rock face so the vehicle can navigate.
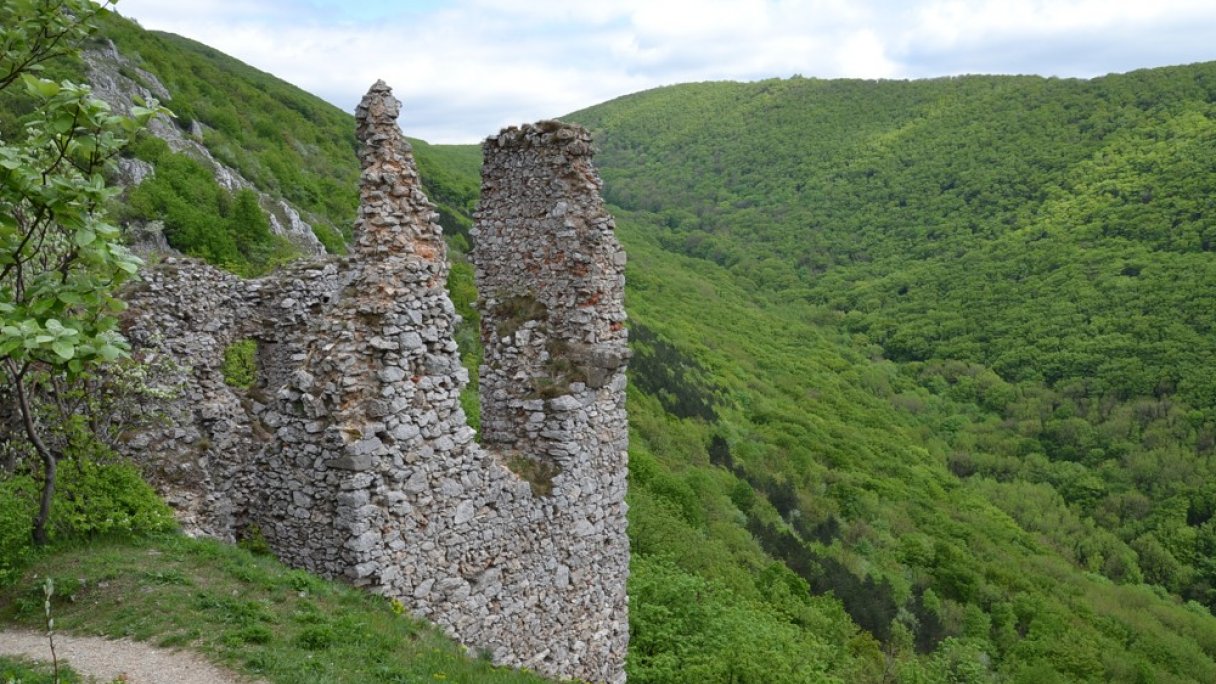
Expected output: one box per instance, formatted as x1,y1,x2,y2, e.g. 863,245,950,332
82,42,326,256
121,82,628,683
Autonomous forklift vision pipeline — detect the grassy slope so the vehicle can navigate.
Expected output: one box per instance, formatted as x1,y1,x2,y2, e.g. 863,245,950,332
0,536,546,684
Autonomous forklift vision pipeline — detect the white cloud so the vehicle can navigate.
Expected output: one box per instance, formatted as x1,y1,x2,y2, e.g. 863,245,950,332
113,0,1216,142
915,0,1207,43
835,30,900,78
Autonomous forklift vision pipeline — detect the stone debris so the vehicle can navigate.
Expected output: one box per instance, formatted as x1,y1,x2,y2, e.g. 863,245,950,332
121,81,628,683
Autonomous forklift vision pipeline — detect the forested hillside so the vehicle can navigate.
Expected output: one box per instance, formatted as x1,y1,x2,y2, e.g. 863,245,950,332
561,66,1216,681
7,6,1216,681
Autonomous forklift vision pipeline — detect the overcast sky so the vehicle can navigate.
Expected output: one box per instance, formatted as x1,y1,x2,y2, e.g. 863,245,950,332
113,0,1216,144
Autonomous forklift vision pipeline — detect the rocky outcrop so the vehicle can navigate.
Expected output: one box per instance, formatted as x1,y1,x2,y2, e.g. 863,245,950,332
83,41,326,256
121,82,628,683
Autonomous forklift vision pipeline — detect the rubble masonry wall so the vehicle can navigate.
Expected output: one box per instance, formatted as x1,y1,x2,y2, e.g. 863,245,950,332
121,82,628,683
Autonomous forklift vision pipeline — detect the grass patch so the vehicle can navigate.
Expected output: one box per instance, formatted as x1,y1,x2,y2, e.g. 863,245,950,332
0,535,550,684
0,656,87,683
505,455,561,497
528,377,570,400
532,339,592,399
491,294,547,340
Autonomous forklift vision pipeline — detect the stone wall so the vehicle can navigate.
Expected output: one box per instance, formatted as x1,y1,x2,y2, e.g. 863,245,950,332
121,82,628,683
122,257,342,536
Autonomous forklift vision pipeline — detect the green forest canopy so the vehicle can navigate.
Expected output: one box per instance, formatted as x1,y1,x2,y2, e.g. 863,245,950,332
564,65,1216,681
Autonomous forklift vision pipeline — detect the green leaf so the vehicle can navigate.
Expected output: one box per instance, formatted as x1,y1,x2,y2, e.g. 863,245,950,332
21,74,60,98
51,339,75,360
74,228,96,247
51,113,74,134
97,343,122,362
0,338,21,356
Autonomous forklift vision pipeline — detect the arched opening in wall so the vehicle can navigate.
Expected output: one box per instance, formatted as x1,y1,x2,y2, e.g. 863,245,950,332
223,337,277,443
221,338,259,390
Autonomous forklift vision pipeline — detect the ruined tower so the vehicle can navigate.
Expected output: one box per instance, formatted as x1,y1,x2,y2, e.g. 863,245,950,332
474,121,630,463
471,119,632,681
120,82,629,683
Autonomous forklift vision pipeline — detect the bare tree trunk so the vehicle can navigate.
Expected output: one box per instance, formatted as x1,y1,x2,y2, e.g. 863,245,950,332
6,359,57,545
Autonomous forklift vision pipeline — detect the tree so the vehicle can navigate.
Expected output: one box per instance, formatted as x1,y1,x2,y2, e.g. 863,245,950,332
0,0,163,545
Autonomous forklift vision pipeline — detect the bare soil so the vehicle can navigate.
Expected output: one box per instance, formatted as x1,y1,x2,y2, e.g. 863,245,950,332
0,629,255,683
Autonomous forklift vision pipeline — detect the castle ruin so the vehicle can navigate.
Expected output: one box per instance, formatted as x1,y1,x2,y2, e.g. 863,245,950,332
121,81,629,683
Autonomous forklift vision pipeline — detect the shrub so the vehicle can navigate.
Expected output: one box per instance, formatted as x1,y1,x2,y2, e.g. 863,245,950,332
310,221,346,255
225,624,273,646
0,475,38,584
236,523,272,556
0,458,175,585
222,339,258,389
296,624,337,650
51,459,177,539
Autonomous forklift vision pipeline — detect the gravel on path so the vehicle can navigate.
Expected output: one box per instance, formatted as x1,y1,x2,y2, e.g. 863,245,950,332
0,629,255,683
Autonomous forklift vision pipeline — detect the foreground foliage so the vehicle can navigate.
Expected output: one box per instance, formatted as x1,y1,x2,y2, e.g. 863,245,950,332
0,0,166,547
0,454,176,585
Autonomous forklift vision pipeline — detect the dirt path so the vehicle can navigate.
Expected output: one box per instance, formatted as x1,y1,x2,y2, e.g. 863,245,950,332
0,629,254,683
